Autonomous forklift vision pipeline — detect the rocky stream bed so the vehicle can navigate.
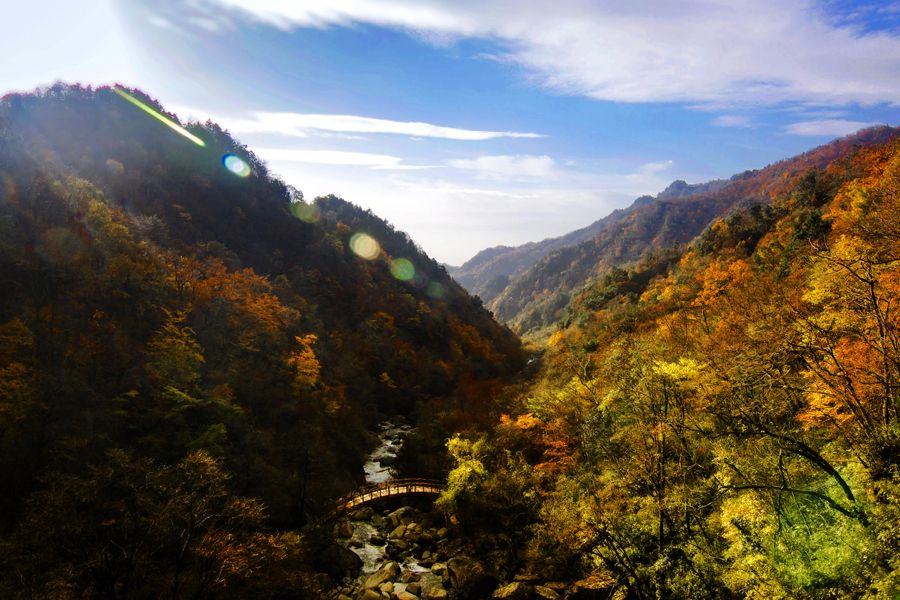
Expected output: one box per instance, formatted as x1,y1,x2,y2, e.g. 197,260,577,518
323,421,607,600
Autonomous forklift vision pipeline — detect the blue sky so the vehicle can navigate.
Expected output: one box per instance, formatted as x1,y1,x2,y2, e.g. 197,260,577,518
3,1,899,265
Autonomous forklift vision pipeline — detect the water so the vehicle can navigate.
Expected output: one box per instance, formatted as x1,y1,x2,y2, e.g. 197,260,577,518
347,420,415,572
362,421,412,484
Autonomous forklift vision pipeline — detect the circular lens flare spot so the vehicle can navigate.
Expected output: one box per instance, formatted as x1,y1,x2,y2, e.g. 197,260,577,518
350,233,380,260
390,258,415,281
291,202,321,223
427,281,445,299
222,153,251,177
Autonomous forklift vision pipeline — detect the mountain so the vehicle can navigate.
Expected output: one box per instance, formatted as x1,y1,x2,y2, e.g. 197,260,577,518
433,129,900,600
0,84,523,596
449,178,730,304
475,126,900,336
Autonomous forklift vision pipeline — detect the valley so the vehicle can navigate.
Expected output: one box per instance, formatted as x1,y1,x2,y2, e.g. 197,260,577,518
1,84,899,599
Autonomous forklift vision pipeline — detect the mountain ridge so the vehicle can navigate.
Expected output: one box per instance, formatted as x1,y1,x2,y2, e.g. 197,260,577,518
470,125,900,335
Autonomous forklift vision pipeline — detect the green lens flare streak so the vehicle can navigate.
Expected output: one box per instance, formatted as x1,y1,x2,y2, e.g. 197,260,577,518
113,87,206,147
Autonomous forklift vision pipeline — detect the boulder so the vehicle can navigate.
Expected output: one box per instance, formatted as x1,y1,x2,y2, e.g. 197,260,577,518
369,532,386,546
336,519,354,538
417,573,446,598
357,589,382,600
447,556,497,598
351,506,376,520
388,506,416,527
534,585,561,600
394,592,418,600
319,542,363,577
364,562,400,590
380,582,395,594
389,525,407,540
399,569,421,583
492,581,531,599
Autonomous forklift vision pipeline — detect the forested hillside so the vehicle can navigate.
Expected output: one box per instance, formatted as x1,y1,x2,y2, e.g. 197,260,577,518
482,127,899,337
450,178,728,305
0,84,522,597
434,134,900,598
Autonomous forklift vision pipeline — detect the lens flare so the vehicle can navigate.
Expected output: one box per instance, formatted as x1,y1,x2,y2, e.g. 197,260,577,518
222,153,251,177
427,281,445,299
390,258,415,281
113,87,206,147
291,202,321,223
350,232,380,260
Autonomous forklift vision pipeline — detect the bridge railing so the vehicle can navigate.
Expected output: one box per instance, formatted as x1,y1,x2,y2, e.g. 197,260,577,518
328,478,444,520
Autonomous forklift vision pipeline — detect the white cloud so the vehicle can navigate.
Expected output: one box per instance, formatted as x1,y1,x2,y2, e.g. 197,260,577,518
255,148,405,167
448,154,556,179
785,119,879,136
636,160,674,175
713,115,753,128
224,111,542,140
260,153,684,264
201,0,900,107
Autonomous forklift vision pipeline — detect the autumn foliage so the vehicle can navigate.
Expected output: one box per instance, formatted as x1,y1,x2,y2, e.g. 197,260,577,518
438,133,900,598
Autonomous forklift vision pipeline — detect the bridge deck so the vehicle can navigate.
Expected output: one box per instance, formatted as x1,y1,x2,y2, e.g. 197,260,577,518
328,478,444,520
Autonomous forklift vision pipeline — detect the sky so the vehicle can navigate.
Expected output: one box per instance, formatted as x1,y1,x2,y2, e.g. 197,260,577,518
2,1,899,266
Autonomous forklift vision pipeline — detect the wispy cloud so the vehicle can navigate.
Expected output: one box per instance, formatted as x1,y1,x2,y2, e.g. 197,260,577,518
713,115,754,128
447,154,556,179
201,0,900,107
256,148,406,168
264,156,686,264
785,119,878,136
226,112,543,141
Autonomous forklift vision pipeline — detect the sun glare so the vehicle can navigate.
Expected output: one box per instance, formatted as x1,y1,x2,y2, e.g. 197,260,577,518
112,87,206,147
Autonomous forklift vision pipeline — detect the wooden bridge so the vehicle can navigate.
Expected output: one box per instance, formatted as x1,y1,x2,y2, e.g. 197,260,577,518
328,478,444,520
